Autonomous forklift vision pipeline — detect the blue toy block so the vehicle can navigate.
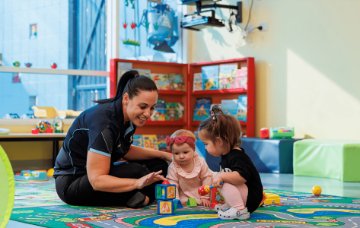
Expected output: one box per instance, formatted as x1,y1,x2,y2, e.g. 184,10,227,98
173,198,183,209
157,199,175,215
155,184,176,200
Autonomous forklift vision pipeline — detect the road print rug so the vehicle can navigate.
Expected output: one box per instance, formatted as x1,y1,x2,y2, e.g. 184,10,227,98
11,179,360,227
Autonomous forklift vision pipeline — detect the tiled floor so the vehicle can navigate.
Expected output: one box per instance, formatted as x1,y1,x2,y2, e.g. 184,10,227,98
7,173,360,227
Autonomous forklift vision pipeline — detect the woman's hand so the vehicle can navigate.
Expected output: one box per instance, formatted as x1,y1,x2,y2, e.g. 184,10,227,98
201,198,211,207
135,170,166,189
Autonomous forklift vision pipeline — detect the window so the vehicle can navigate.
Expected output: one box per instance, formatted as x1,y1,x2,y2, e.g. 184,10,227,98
0,0,107,118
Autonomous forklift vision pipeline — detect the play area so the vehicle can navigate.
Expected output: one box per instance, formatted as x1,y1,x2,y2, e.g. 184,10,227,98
6,177,360,227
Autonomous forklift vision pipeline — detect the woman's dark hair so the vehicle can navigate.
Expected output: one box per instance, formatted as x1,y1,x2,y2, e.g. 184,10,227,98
198,105,242,150
95,70,158,103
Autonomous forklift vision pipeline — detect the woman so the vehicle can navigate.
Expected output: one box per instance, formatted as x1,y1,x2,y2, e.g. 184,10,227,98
54,70,172,208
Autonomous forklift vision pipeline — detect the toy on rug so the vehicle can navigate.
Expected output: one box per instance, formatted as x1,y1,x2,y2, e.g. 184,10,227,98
262,192,281,205
198,184,224,208
15,170,49,181
155,180,178,215
312,185,322,196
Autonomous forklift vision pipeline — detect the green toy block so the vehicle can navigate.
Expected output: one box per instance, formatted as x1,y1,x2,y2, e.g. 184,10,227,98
186,197,197,207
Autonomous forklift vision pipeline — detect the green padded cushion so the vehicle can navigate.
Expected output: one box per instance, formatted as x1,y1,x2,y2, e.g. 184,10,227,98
293,139,360,182
0,145,15,227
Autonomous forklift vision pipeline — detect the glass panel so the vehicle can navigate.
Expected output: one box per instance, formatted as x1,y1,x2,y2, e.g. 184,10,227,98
0,72,107,119
119,0,185,63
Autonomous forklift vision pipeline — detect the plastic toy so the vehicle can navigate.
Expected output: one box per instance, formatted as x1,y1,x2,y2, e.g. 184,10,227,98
25,62,32,68
15,170,49,181
155,182,177,215
35,120,53,133
270,127,294,139
186,197,197,207
312,185,322,196
47,168,54,177
263,192,281,205
51,63,57,69
198,184,224,208
259,128,269,139
0,145,15,228
12,61,20,67
53,118,63,133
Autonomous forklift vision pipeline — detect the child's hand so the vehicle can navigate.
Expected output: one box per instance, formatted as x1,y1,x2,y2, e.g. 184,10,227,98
213,174,224,187
201,198,211,207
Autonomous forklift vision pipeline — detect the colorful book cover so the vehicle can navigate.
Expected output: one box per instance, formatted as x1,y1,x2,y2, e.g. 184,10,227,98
193,72,203,91
219,63,238,89
151,73,170,90
151,99,166,121
157,135,169,152
201,65,219,90
232,67,248,90
237,95,247,122
193,97,212,121
169,74,185,91
221,99,238,116
165,102,184,120
132,134,144,147
143,134,159,150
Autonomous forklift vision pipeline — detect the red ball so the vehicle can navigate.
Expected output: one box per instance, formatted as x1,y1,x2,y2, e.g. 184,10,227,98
162,180,170,185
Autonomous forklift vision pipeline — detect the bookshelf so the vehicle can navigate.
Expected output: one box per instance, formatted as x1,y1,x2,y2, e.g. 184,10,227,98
110,59,188,135
110,57,255,137
188,58,255,137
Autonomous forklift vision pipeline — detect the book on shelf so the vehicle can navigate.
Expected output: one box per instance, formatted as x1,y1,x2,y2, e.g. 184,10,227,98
165,102,184,121
168,74,185,91
219,63,238,89
193,97,212,121
150,73,170,90
157,135,169,152
193,72,203,91
232,67,248,90
201,65,219,90
132,135,144,147
221,99,238,116
151,99,167,121
143,134,159,150
236,95,247,122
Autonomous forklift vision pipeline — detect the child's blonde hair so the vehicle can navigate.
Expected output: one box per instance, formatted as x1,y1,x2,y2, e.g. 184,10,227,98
166,129,196,151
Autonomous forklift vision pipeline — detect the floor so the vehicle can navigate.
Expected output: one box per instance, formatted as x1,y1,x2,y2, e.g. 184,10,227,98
7,173,360,227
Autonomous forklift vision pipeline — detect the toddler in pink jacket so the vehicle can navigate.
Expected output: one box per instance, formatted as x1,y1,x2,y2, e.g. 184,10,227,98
166,129,213,207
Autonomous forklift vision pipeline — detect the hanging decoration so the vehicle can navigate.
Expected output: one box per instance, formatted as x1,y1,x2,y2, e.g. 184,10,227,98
141,1,179,53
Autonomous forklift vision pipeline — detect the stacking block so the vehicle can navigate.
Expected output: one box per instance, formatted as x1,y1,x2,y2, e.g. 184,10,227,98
157,200,175,215
293,139,360,182
155,184,176,200
241,138,298,173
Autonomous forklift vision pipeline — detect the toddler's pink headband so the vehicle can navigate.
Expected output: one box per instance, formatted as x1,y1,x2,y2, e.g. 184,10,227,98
166,136,195,150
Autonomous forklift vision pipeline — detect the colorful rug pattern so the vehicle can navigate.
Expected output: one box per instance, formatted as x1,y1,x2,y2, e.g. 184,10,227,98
11,179,360,227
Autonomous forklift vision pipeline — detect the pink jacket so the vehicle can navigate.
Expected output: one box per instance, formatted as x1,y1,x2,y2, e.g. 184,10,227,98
167,155,212,205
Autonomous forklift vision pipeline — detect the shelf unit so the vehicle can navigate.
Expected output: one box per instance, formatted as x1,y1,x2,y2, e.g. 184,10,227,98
110,59,188,135
110,57,255,137
188,58,255,137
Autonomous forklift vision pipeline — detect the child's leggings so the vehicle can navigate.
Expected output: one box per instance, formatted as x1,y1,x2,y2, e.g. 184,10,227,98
220,183,248,210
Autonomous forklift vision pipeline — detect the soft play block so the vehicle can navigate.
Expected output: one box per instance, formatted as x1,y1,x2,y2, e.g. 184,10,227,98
241,138,298,173
293,139,360,182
